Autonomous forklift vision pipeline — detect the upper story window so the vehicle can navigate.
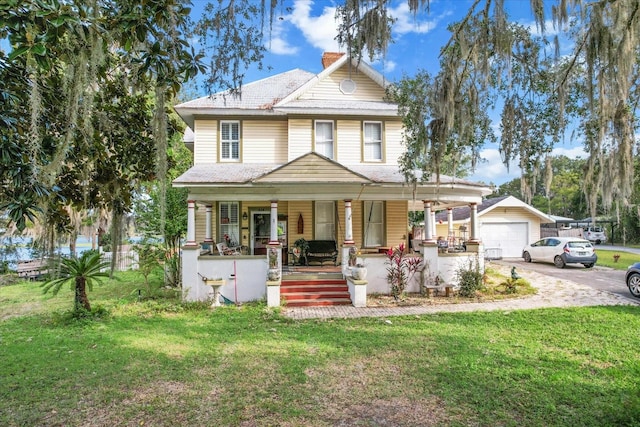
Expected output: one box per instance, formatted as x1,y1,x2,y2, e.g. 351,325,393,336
363,121,382,161
220,121,240,161
315,120,334,159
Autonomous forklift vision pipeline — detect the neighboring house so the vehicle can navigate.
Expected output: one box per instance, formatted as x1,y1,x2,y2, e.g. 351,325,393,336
172,52,493,306
432,195,553,258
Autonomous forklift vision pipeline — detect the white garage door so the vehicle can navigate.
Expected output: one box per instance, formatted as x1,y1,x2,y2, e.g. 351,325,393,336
480,222,528,258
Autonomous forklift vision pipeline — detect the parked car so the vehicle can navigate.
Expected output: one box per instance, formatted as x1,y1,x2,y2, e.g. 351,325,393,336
583,226,607,244
625,262,640,298
522,237,597,268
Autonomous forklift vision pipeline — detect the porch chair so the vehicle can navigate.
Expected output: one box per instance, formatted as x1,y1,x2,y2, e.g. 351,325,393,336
216,242,241,256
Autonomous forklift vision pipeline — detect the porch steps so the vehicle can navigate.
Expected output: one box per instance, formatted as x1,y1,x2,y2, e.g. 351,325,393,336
281,274,351,307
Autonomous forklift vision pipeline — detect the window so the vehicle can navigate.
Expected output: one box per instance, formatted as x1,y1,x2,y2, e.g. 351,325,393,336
315,121,334,159
363,121,382,161
220,121,240,160
363,201,384,247
219,202,239,246
315,201,335,240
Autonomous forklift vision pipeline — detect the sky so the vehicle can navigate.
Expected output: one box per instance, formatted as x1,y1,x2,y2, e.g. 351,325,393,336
186,0,588,186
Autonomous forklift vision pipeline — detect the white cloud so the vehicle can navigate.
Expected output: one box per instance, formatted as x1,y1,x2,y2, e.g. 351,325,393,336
267,18,300,55
288,0,342,52
468,148,521,185
388,2,442,35
383,60,397,73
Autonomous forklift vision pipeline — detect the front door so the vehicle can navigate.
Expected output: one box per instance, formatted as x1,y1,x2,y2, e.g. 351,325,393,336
251,211,270,255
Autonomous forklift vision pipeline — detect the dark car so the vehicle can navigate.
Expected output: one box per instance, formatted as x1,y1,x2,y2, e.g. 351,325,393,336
626,262,640,298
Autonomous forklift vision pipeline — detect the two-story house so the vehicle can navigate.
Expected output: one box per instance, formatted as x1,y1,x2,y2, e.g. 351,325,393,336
173,52,492,307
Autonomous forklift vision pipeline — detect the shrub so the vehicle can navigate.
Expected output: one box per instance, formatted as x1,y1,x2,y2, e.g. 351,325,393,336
385,243,422,300
456,257,483,298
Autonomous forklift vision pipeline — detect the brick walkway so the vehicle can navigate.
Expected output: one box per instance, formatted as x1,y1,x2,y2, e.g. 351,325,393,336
282,264,640,320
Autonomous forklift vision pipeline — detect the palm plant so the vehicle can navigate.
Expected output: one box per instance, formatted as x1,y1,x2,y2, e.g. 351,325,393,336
41,251,110,312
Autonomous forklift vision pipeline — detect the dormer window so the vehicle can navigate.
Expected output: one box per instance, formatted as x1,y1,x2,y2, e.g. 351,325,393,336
363,121,382,161
315,120,334,160
220,121,240,161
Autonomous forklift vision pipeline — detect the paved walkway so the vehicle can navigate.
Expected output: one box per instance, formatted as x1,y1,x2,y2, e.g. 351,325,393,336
282,265,640,320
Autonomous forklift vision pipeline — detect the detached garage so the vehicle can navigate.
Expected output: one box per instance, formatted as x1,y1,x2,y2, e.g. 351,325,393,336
434,196,553,258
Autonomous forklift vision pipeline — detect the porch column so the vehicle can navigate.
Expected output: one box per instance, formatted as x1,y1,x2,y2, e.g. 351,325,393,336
342,200,356,275
269,201,279,245
447,208,454,241
422,201,436,244
266,200,282,306
344,200,354,244
186,200,197,247
431,210,437,239
469,202,479,242
204,205,213,244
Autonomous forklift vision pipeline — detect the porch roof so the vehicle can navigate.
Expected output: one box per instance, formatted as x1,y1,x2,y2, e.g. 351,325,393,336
173,153,492,206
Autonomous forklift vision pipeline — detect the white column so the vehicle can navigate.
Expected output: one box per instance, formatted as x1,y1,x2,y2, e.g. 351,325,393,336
186,200,197,246
447,208,454,238
204,205,213,244
344,200,354,244
469,202,479,242
422,201,435,243
269,201,279,244
431,210,436,238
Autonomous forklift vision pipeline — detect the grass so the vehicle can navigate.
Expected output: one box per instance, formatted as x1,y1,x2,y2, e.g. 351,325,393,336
1,270,640,426
595,249,640,270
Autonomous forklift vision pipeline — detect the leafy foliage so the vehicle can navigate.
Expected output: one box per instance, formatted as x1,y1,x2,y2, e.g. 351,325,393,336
455,256,483,298
41,251,110,312
385,242,422,300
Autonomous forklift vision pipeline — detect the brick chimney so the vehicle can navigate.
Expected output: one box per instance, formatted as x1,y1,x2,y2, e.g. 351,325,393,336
321,52,345,69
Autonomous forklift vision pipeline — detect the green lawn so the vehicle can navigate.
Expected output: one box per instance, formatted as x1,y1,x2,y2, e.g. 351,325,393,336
1,272,639,426
596,249,640,270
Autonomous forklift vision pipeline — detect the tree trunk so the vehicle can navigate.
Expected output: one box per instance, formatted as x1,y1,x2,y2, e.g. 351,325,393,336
75,277,91,311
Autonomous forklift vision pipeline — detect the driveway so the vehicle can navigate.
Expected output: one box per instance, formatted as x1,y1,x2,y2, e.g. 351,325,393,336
493,258,636,302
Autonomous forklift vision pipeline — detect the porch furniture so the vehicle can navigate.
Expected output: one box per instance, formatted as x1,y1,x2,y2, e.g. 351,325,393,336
216,242,240,256
305,240,338,266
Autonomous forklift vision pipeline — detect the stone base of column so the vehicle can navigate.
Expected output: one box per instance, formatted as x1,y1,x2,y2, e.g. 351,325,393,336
346,277,368,307
266,281,281,307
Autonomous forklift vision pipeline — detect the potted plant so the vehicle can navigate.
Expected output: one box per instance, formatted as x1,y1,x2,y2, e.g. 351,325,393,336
293,238,309,265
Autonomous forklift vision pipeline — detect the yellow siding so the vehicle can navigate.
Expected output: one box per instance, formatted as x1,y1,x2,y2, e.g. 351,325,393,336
193,120,217,164
386,201,409,248
336,120,361,163
243,120,288,163
288,119,313,160
384,120,404,166
288,201,313,246
196,204,206,243
300,65,386,101
481,208,540,224
255,154,368,183
351,201,363,247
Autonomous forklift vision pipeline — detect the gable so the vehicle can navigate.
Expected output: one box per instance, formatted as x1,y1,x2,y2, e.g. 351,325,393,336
299,63,387,101
252,152,371,184
434,195,552,223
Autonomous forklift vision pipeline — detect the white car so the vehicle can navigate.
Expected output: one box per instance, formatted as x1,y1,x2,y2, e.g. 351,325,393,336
522,237,597,268
583,226,607,244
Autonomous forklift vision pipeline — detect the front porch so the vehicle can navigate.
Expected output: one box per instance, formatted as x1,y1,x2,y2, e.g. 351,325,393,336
182,242,485,308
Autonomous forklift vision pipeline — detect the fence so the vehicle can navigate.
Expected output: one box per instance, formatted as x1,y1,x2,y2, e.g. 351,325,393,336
101,250,139,271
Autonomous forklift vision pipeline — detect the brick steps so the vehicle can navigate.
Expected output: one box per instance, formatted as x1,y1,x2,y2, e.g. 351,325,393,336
281,277,351,307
